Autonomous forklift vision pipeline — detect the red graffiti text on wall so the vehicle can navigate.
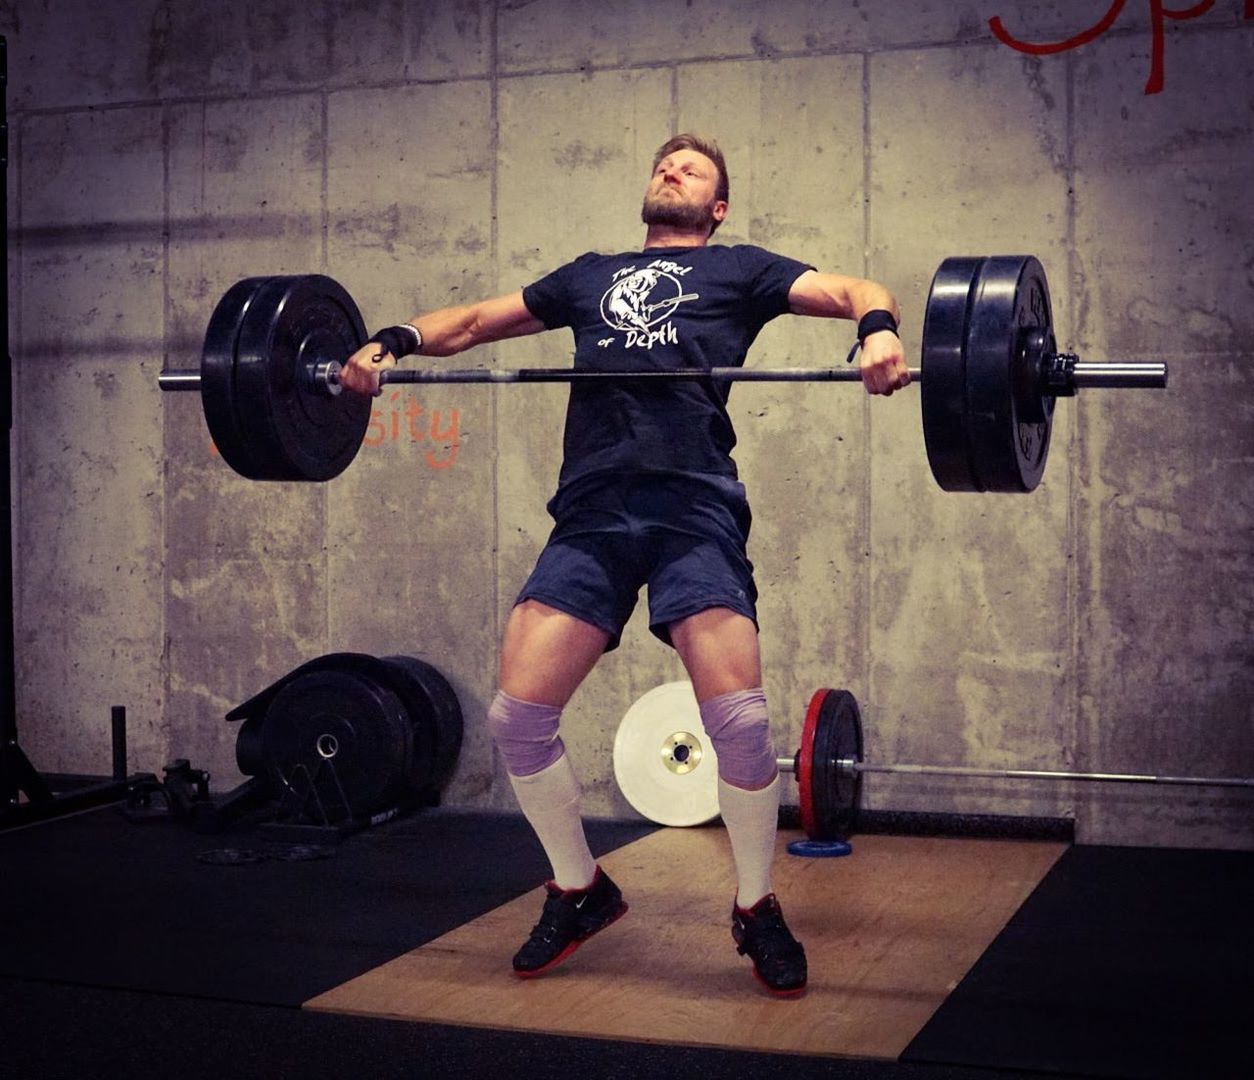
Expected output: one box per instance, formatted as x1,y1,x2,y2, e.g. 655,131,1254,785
990,0,1249,95
209,393,462,470
363,392,461,470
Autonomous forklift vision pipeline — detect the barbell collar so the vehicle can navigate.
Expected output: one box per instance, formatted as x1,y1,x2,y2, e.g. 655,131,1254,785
308,360,344,397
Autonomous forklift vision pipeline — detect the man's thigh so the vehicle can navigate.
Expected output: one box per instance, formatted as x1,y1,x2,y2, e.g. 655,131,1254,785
500,599,612,706
668,606,762,702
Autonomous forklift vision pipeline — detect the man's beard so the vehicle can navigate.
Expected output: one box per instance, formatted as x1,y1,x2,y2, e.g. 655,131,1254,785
641,190,717,233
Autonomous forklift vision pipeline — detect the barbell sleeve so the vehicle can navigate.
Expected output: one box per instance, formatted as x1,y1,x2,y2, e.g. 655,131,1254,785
158,370,206,391
1070,362,1168,389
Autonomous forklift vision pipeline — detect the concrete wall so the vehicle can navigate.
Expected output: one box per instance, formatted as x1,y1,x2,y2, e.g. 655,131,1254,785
5,0,1251,846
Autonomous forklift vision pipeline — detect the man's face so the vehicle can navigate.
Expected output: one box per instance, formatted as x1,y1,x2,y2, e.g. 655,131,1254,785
641,149,728,235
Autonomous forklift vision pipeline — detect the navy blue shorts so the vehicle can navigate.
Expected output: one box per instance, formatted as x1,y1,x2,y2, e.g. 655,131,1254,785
516,475,758,651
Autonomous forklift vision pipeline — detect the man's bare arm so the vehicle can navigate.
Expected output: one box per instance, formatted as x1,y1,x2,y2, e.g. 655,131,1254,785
787,270,909,395
341,290,545,395
413,291,546,356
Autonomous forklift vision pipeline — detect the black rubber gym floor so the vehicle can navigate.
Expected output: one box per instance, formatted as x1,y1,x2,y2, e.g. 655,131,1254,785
902,844,1253,1079
1,805,1250,1080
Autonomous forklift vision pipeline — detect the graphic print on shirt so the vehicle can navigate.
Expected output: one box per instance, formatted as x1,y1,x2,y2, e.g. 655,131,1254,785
598,261,699,350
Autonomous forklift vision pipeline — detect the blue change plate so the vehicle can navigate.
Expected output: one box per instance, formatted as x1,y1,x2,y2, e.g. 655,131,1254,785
787,838,853,858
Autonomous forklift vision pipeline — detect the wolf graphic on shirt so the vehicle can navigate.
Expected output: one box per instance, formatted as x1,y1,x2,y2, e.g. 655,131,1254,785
599,266,698,348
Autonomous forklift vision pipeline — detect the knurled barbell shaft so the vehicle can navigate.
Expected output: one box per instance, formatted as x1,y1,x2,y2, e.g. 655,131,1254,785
379,366,920,383
157,359,1168,392
775,755,1254,789
154,366,915,389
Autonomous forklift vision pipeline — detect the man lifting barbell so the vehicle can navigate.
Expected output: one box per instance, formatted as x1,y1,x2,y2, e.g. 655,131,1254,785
337,134,909,998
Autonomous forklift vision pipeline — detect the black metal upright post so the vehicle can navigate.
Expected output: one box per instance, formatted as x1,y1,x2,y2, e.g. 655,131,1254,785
0,31,51,815
1,39,7,737
0,38,9,754
0,33,50,813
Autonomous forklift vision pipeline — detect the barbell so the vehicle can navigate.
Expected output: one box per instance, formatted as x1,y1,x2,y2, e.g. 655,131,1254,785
157,256,1167,492
612,684,1254,840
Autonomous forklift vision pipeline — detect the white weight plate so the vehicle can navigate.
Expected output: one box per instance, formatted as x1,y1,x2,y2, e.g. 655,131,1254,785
612,681,720,827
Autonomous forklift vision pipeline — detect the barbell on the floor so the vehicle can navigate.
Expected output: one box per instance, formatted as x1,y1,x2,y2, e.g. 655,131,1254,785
156,256,1167,492
612,684,1254,840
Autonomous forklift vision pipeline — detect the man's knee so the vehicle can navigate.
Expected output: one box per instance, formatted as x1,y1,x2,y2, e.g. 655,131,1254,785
488,690,566,777
698,687,777,789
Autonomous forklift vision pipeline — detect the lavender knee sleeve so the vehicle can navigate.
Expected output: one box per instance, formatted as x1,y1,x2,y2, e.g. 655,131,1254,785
488,691,566,777
699,687,778,789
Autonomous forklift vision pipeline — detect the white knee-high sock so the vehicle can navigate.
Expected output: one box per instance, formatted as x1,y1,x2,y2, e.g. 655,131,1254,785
509,753,597,891
718,774,781,908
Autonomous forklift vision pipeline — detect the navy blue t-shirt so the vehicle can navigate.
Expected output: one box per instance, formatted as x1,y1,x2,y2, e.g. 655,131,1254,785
522,244,812,505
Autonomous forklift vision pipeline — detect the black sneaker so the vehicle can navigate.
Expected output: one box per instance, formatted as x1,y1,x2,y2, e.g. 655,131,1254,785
731,893,808,997
512,866,629,978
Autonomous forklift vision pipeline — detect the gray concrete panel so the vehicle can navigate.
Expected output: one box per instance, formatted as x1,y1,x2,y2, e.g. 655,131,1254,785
867,44,1074,820
1074,30,1254,353
496,0,1150,75
16,108,166,774
325,81,498,806
5,0,492,110
1073,348,1254,846
1072,28,1254,845
164,96,329,783
6,0,164,111
403,0,492,81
